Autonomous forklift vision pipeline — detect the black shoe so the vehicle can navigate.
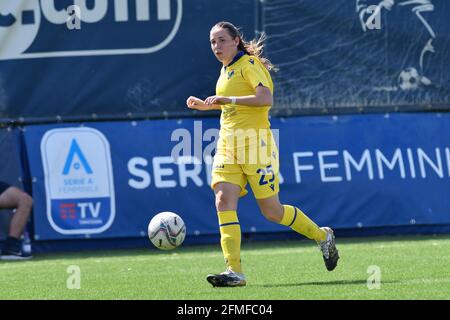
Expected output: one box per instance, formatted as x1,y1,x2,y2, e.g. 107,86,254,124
318,227,339,271
206,268,246,287
0,249,33,261
1,236,33,261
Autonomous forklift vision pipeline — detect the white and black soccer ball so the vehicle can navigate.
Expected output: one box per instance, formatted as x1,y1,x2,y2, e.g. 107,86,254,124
148,212,186,250
398,67,420,91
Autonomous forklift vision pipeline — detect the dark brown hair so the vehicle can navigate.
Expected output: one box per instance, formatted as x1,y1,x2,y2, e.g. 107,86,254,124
212,21,278,72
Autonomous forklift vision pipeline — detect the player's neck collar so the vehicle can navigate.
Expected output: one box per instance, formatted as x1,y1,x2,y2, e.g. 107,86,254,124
224,51,245,70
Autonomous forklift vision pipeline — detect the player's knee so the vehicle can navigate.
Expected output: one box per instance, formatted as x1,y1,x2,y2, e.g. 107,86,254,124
215,192,237,211
259,203,283,223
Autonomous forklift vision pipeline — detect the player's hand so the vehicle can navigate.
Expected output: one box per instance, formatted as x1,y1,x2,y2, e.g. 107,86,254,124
186,96,212,111
204,95,231,105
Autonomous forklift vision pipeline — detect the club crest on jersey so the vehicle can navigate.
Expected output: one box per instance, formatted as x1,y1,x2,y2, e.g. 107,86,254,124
249,58,255,65
227,70,235,80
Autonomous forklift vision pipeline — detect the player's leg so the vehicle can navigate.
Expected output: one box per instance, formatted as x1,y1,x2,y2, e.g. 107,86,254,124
207,139,248,286
206,181,246,287
255,193,339,271
214,182,242,273
256,194,325,240
0,185,33,260
245,130,338,269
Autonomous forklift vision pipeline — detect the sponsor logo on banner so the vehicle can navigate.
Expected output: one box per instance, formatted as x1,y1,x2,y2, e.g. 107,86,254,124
41,127,115,235
0,0,182,60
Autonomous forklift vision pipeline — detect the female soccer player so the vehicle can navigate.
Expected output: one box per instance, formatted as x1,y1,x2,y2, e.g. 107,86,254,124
186,21,339,287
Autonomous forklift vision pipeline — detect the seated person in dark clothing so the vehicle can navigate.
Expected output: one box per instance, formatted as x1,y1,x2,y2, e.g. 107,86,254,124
0,181,33,260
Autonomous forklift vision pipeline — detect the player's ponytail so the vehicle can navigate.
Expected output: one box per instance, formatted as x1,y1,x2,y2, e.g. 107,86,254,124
213,21,278,72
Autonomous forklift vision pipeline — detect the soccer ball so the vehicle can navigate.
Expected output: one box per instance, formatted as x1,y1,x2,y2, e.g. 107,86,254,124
398,67,420,91
148,211,186,250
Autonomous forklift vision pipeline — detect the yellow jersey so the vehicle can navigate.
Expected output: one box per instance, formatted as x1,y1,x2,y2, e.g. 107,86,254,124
215,52,274,133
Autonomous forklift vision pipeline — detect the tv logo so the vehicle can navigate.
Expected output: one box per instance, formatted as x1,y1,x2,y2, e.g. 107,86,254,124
41,127,115,235
77,202,101,219
0,0,182,60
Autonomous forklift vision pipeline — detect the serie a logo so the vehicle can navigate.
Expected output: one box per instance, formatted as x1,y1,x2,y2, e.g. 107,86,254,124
41,127,116,235
0,0,183,61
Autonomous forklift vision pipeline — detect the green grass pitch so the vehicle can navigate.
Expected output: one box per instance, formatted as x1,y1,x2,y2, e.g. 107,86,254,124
1,235,450,300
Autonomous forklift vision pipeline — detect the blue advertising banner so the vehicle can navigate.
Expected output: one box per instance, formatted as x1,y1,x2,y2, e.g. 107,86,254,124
263,0,450,113
0,0,255,122
23,113,450,240
2,1,449,123
0,127,25,238
0,127,23,187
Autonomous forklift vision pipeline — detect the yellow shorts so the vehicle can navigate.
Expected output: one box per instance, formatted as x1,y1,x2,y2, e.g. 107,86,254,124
211,130,280,199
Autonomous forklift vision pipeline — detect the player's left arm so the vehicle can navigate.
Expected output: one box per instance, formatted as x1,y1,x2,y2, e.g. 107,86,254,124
204,85,273,107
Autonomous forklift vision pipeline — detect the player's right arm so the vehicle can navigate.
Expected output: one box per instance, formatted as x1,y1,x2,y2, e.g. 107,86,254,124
204,85,273,107
186,96,221,111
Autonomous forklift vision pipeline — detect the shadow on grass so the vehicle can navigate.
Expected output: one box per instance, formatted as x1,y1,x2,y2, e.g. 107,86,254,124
256,279,398,288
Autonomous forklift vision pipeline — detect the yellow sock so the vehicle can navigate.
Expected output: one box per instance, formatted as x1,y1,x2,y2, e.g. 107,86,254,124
280,205,327,242
217,210,242,273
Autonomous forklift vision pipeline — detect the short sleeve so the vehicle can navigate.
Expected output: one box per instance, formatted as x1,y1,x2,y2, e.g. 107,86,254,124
242,57,271,89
